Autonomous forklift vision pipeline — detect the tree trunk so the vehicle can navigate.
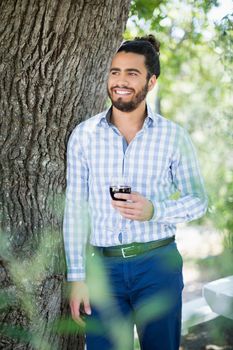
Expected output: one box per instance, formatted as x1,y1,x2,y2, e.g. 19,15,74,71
0,0,131,348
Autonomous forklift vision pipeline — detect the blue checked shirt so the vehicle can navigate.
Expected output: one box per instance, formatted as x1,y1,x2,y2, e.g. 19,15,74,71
63,105,208,281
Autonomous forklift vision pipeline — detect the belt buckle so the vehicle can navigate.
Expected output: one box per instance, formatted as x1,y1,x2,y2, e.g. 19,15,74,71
121,246,136,258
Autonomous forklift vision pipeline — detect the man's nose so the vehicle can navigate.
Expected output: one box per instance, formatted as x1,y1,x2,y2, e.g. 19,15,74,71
115,74,129,86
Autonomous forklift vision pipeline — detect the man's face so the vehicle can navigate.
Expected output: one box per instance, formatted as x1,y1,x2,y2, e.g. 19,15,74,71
107,52,154,112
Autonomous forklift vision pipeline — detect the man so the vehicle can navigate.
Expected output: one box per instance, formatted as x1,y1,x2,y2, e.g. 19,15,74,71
63,35,208,350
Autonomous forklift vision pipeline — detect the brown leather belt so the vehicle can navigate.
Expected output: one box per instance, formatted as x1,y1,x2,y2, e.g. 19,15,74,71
93,236,175,258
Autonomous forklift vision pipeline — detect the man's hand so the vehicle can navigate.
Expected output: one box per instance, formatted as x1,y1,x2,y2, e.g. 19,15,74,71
111,192,154,221
70,281,91,327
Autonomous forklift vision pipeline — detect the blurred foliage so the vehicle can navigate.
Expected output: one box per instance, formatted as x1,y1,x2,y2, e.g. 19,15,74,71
198,249,233,280
130,0,219,20
0,229,67,349
127,0,233,250
130,0,166,20
215,12,233,77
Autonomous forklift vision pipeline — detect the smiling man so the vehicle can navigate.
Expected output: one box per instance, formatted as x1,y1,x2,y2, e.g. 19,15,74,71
108,53,151,113
63,35,208,350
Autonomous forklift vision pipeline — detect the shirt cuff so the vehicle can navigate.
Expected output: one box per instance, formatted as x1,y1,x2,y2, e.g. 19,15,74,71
150,200,165,221
67,267,85,282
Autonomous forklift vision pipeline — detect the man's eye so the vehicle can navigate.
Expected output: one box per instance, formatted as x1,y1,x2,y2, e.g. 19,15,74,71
129,72,137,76
111,71,119,75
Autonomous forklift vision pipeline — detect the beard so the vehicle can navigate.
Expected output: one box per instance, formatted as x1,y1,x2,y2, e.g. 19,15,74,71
107,82,149,112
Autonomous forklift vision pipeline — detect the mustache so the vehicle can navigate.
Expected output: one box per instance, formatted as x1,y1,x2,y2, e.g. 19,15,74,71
111,86,134,91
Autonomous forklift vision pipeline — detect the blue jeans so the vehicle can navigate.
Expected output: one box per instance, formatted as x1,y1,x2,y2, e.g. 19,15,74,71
86,242,183,350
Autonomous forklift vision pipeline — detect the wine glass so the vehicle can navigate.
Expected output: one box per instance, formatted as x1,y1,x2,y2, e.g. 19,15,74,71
109,176,131,201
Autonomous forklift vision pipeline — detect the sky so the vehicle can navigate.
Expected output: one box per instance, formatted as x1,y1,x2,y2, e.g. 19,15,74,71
208,0,233,23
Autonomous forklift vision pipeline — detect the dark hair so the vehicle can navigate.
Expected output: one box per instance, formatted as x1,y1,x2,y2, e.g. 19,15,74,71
117,34,160,79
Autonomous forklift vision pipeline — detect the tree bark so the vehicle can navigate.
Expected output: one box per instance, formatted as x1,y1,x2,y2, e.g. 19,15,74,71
0,0,131,348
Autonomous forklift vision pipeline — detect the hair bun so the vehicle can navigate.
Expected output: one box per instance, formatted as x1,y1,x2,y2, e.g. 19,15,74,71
135,34,160,54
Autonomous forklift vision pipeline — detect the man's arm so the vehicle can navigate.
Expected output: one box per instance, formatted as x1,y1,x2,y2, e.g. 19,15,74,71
63,129,91,324
152,128,208,224
112,129,208,223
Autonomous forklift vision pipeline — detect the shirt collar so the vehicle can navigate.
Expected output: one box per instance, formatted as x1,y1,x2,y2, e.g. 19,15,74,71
98,103,158,128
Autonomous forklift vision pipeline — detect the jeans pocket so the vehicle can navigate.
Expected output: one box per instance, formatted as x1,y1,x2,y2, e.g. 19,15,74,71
155,242,183,275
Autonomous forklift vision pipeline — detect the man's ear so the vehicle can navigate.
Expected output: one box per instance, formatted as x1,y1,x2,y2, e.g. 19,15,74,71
148,75,157,91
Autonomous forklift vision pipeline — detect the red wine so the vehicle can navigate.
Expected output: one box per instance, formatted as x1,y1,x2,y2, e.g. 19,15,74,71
109,186,131,201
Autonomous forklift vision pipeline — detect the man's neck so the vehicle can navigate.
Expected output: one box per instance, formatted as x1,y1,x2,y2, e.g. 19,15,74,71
110,101,147,131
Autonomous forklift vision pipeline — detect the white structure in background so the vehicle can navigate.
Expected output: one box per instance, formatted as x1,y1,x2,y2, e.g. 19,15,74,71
182,297,218,335
182,275,233,335
203,275,233,320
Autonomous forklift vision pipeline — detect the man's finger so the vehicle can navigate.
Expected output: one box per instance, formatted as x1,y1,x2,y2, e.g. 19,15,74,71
122,213,139,220
83,298,92,315
113,192,139,201
111,200,136,209
70,301,86,327
113,193,131,201
70,300,80,319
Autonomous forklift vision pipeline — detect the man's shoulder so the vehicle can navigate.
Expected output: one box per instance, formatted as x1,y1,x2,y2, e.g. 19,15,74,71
69,110,107,139
155,113,184,134
155,114,193,151
74,110,106,131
